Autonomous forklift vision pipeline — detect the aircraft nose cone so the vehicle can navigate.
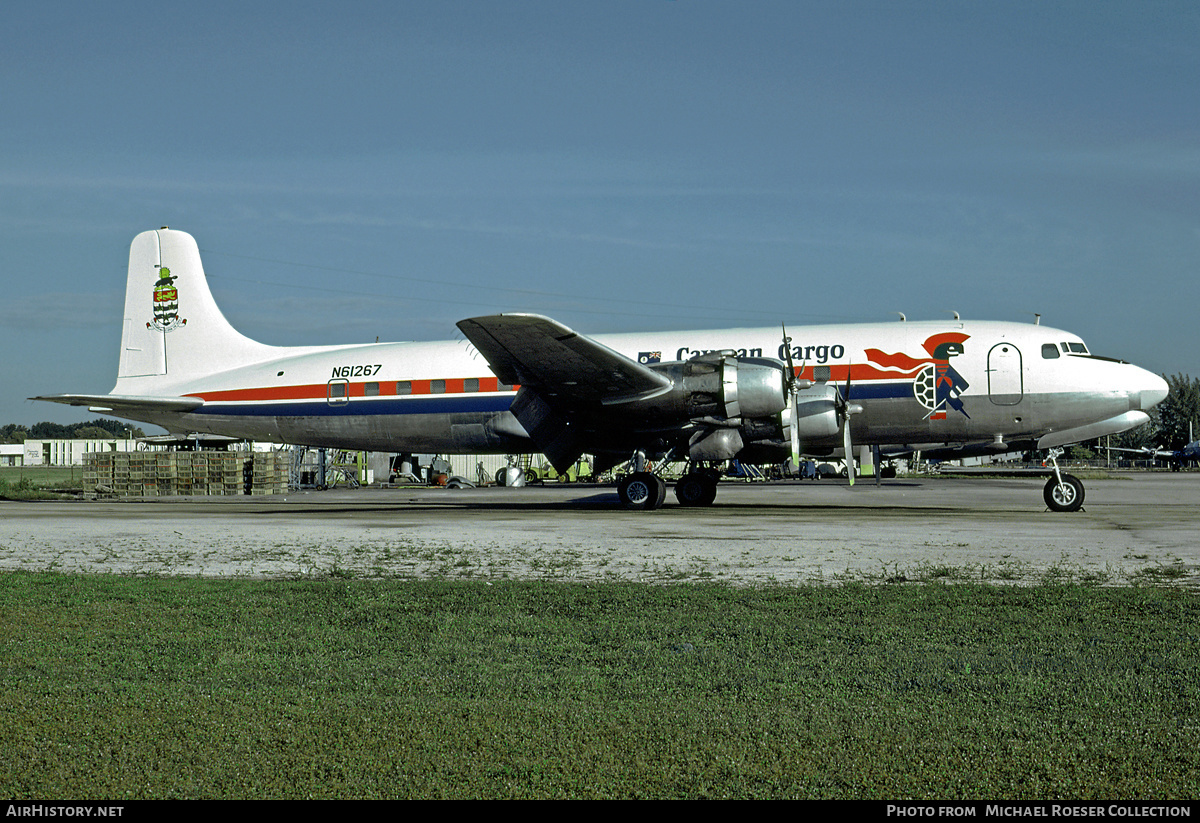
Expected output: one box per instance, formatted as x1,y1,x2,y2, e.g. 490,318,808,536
1134,370,1168,411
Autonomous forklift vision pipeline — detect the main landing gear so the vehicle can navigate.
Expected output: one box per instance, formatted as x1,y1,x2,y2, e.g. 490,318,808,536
616,456,720,511
673,468,720,508
1042,447,1085,513
616,470,720,510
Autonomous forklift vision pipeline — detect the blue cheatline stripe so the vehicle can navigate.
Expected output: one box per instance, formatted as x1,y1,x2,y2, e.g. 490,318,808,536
846,381,918,401
191,394,517,417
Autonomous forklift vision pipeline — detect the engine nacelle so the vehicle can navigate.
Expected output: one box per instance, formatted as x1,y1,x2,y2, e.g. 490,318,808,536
690,383,842,464
641,352,789,422
601,352,791,462
732,357,792,419
787,383,842,443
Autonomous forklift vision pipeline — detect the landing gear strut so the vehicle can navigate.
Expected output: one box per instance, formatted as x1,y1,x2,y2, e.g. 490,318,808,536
1043,447,1085,512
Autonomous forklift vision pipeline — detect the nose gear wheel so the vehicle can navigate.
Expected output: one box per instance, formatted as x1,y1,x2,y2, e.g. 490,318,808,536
1043,474,1085,512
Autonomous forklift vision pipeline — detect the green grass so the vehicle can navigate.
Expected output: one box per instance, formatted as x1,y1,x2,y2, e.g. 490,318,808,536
1,574,1198,799
0,466,84,499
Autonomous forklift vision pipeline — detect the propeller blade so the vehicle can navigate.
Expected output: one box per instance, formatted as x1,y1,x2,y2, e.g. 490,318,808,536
839,361,857,485
844,360,852,409
789,391,800,468
781,324,802,474
844,417,855,486
781,323,797,391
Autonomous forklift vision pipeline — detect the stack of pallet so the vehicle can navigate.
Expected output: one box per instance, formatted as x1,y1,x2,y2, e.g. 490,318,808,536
248,451,289,495
82,452,115,495
82,450,290,497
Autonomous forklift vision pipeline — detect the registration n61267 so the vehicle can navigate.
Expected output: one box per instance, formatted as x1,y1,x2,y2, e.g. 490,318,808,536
331,364,382,378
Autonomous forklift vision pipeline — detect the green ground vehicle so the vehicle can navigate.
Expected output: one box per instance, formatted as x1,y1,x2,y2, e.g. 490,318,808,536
523,459,594,484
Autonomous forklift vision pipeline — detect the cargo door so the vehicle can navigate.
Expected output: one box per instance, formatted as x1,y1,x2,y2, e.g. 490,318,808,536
987,343,1023,405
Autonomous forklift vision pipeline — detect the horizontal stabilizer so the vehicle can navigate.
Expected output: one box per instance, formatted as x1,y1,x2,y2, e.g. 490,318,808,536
29,394,204,415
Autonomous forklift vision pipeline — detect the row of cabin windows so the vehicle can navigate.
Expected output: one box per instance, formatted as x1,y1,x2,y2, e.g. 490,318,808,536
332,379,514,398
1041,341,1090,359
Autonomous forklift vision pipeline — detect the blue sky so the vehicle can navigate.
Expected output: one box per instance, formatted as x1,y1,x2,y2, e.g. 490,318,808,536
3,1,1198,426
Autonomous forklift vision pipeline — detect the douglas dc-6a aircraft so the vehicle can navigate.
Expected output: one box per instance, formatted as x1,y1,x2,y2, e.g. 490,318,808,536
35,228,1168,512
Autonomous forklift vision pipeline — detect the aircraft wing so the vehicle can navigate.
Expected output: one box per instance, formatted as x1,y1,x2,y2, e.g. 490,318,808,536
456,314,672,406
456,314,675,471
28,394,204,415
139,432,240,444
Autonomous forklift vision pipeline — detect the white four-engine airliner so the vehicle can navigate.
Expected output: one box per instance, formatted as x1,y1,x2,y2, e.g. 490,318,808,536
35,227,1168,511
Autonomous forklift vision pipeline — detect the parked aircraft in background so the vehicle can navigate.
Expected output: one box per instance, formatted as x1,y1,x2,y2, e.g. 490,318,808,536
1109,441,1200,470
34,228,1168,511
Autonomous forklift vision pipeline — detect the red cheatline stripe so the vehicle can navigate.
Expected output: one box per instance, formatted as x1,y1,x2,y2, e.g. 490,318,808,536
188,376,513,403
794,364,924,381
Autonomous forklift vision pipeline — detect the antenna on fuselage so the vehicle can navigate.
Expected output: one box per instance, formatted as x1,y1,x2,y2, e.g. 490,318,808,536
1033,313,1042,325
896,312,906,322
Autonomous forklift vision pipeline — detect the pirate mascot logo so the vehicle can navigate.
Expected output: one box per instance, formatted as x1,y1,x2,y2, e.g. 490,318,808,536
148,266,186,332
865,332,970,420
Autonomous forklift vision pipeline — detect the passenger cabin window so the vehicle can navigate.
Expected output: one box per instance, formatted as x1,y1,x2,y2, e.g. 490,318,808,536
364,382,380,396
397,381,412,395
431,380,446,394
464,378,479,392
1042,344,1060,359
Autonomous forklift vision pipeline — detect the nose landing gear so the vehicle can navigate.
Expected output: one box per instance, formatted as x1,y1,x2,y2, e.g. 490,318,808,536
1043,447,1086,512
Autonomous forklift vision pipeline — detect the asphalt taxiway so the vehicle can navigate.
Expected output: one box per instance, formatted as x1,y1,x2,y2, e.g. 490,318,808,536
2,473,1197,586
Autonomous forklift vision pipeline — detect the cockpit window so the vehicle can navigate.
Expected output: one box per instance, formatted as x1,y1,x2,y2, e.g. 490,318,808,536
1042,343,1060,359
1068,342,1088,354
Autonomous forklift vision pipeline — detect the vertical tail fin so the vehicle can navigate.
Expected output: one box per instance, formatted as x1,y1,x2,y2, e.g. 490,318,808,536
116,228,279,387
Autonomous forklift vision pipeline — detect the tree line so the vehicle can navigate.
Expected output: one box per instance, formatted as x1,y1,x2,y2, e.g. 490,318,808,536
1,419,147,444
